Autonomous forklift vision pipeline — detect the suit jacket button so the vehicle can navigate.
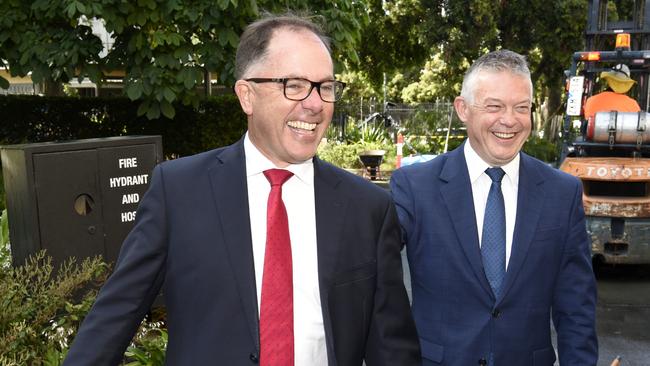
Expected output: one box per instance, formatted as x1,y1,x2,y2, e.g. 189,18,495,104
492,308,501,318
249,352,259,363
478,358,487,365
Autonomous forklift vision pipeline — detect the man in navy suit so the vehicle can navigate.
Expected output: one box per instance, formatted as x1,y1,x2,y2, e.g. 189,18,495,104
64,14,419,365
390,50,597,365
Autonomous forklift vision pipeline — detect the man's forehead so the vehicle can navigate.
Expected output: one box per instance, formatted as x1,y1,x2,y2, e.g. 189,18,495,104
259,28,333,77
269,27,326,48
474,72,531,99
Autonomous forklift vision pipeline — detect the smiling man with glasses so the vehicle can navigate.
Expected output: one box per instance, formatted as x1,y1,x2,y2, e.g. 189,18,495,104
64,12,420,366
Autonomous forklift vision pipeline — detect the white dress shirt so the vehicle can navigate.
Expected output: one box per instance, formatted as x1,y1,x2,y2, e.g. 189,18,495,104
244,134,328,365
464,140,519,269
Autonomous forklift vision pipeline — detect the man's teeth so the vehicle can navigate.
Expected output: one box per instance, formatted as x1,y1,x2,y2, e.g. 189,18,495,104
288,121,317,131
493,132,515,139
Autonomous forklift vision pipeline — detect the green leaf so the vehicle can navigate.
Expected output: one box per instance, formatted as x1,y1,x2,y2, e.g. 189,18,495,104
184,74,196,89
91,3,103,15
187,9,199,22
160,100,176,118
65,2,77,18
126,82,144,100
30,67,43,83
136,100,151,116
163,86,175,102
218,29,228,46
226,29,238,48
0,76,9,89
146,102,161,119
169,33,183,46
217,0,230,10
142,80,153,95
137,11,147,26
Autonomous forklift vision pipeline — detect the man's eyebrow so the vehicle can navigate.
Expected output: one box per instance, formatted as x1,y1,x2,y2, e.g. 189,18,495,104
281,74,335,80
482,97,531,104
482,98,504,104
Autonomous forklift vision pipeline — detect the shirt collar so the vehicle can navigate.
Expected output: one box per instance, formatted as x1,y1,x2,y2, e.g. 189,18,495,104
244,132,314,185
464,139,520,186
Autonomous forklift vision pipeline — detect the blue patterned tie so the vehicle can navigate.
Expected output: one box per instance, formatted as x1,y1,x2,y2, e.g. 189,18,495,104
482,167,506,298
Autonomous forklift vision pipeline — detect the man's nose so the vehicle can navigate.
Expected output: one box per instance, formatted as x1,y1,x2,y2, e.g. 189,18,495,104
500,106,524,125
301,87,324,112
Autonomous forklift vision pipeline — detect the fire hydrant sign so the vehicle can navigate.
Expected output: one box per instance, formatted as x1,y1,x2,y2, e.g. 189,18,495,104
99,145,157,225
109,157,148,222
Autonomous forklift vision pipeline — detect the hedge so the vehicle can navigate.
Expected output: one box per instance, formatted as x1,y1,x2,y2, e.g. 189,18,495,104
0,94,248,158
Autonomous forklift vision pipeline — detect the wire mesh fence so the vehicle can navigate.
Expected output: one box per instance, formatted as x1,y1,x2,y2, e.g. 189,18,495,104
330,99,466,154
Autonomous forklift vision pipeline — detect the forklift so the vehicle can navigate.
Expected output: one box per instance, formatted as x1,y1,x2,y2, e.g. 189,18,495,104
559,0,650,264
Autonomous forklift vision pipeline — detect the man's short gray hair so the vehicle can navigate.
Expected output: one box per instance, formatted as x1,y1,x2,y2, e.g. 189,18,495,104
460,49,532,103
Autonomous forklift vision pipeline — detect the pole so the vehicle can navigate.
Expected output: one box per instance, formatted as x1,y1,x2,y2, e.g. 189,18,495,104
443,104,453,153
383,73,387,113
396,133,404,169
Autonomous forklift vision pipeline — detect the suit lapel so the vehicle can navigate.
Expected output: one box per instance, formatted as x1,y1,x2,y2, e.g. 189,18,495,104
313,158,347,362
440,147,494,297
208,139,260,349
498,153,545,302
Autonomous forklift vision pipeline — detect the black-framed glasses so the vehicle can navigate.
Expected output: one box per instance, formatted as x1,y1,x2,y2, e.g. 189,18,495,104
245,77,346,103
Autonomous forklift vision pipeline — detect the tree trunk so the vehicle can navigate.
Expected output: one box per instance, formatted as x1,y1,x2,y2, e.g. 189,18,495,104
42,79,64,96
204,69,211,98
544,80,563,142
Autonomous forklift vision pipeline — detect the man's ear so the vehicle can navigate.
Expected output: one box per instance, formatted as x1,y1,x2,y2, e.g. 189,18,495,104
453,96,469,124
234,80,254,115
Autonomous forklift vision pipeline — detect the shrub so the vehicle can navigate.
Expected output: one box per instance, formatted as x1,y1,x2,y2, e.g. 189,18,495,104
523,135,559,163
0,169,5,212
125,322,168,366
0,251,109,366
1,209,9,270
317,140,396,172
0,94,247,158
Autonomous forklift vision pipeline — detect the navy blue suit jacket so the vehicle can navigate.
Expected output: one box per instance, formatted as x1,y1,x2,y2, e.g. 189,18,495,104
390,144,597,365
64,138,420,365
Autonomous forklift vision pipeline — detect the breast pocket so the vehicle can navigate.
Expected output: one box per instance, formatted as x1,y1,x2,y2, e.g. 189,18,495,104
420,338,444,363
533,227,561,243
533,347,556,366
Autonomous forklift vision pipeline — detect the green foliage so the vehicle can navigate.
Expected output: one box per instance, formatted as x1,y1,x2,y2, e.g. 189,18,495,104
0,251,109,366
318,141,367,169
0,170,5,212
341,0,589,144
343,119,391,145
0,94,247,158
318,140,395,171
319,118,395,170
1,209,9,269
355,0,430,87
390,102,466,155
400,56,454,103
0,1,368,119
523,134,559,163
124,322,168,366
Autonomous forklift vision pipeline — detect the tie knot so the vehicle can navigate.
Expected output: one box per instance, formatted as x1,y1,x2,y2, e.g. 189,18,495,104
485,167,505,183
264,169,293,186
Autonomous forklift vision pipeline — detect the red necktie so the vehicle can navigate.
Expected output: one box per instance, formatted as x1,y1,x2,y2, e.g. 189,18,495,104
260,169,294,366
